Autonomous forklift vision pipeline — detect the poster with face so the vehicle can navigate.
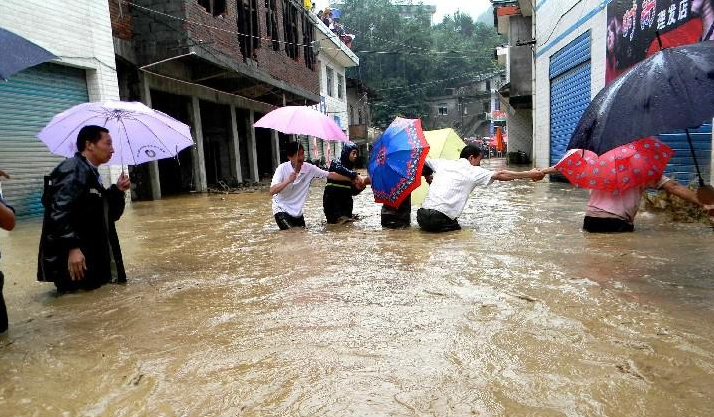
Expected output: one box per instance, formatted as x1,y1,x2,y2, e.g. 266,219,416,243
606,0,714,83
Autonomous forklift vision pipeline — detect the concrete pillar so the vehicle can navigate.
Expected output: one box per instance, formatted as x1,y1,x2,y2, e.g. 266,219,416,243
229,106,243,183
271,130,281,171
139,73,161,200
246,110,259,182
190,97,208,192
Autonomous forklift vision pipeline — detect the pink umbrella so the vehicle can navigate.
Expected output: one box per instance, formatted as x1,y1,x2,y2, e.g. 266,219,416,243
554,137,673,191
254,106,348,142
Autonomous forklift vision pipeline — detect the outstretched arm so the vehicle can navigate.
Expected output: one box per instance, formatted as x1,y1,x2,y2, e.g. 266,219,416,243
661,179,702,206
492,169,545,182
0,200,15,231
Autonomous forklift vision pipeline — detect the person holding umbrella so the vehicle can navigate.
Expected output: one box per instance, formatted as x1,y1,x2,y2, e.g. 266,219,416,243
0,169,15,333
37,125,131,293
270,142,356,230
540,138,713,232
416,144,545,233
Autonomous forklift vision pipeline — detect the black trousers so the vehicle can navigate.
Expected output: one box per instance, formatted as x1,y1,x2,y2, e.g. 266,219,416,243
416,208,461,233
0,271,7,333
323,185,354,224
274,212,306,230
583,216,634,233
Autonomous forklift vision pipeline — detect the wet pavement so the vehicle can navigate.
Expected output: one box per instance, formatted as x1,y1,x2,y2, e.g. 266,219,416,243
1,159,713,416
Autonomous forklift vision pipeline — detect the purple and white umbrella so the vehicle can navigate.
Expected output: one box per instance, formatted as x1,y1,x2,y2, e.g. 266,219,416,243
37,101,194,165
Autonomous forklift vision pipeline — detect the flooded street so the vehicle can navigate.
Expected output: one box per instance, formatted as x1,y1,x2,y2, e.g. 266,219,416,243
1,161,714,416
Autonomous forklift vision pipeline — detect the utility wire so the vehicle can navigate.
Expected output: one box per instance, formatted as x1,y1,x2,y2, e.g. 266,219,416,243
121,0,497,58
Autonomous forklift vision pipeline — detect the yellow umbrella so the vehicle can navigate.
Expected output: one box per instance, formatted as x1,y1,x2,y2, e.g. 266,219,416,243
411,128,466,205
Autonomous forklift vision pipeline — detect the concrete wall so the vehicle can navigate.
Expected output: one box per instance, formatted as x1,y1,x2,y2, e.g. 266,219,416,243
505,107,533,157
319,55,349,134
1,0,121,183
533,0,607,169
534,0,713,181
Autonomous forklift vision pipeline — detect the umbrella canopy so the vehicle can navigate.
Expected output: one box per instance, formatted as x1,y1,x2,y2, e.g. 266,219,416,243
37,101,194,165
0,27,57,80
555,137,673,192
254,105,348,142
368,118,430,208
411,128,465,205
568,41,714,155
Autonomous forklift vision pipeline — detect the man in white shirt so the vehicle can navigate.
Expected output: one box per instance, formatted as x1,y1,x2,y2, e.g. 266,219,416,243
417,144,545,232
270,142,356,230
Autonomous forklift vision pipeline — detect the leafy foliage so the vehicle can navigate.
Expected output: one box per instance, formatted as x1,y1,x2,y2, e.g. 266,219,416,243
338,0,504,127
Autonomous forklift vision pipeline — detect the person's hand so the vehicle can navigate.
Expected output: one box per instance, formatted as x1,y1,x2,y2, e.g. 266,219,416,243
703,204,714,217
117,172,130,191
287,171,298,183
353,175,366,192
0,169,9,180
67,248,87,281
530,168,545,182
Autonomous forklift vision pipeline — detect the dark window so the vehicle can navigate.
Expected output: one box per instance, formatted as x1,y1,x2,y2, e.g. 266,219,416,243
485,80,491,91
237,0,260,61
283,0,300,60
265,0,280,51
302,14,315,70
198,0,226,16
438,104,448,116
483,101,490,113
337,74,344,100
326,66,334,97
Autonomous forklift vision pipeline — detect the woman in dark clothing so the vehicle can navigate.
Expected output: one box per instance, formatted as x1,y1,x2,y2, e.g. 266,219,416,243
323,142,364,224
37,125,130,293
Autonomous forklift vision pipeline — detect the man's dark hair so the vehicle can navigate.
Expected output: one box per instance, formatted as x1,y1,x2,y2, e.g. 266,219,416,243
286,141,304,157
77,125,110,152
459,144,482,160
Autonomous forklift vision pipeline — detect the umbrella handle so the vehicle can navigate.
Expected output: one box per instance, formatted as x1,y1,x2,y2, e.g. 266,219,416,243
685,129,706,186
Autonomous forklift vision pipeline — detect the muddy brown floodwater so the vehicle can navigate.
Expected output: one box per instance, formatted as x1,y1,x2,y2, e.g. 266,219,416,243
1,162,713,416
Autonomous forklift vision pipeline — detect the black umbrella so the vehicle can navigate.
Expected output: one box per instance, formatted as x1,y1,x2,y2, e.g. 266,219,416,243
568,40,714,202
0,27,57,80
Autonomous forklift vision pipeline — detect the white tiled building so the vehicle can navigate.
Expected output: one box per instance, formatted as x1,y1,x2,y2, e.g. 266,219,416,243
530,0,712,183
305,15,359,164
0,0,121,216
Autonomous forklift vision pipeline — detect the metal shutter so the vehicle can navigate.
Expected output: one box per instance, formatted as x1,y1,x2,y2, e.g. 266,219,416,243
549,32,591,166
659,124,712,184
0,63,89,217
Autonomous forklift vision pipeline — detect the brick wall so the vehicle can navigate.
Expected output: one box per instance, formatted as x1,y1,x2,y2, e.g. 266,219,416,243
109,0,133,40
184,0,319,96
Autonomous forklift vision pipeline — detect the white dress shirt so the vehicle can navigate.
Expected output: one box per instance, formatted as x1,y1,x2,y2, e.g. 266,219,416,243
421,158,494,219
271,162,329,217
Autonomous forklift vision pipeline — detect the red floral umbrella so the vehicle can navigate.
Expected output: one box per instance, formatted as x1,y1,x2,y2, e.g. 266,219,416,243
554,137,673,191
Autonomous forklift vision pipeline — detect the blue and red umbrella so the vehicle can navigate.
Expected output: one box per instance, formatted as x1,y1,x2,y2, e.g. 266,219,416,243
368,118,430,208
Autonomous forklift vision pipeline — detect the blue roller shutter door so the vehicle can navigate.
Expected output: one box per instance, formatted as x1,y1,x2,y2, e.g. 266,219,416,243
0,63,89,217
658,125,712,184
549,32,591,167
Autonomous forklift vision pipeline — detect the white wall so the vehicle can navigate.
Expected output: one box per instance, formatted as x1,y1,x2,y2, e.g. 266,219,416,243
533,0,608,168
0,0,121,181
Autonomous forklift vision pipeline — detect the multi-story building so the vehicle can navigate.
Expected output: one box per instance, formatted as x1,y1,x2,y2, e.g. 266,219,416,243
0,0,121,217
301,15,359,165
346,77,380,166
111,0,324,199
527,0,711,182
491,0,534,163
423,72,505,139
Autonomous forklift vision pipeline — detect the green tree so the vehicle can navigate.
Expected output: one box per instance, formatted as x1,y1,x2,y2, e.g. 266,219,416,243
338,1,503,128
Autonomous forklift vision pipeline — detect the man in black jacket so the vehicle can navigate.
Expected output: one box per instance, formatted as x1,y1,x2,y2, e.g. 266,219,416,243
38,125,131,293
0,169,15,333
